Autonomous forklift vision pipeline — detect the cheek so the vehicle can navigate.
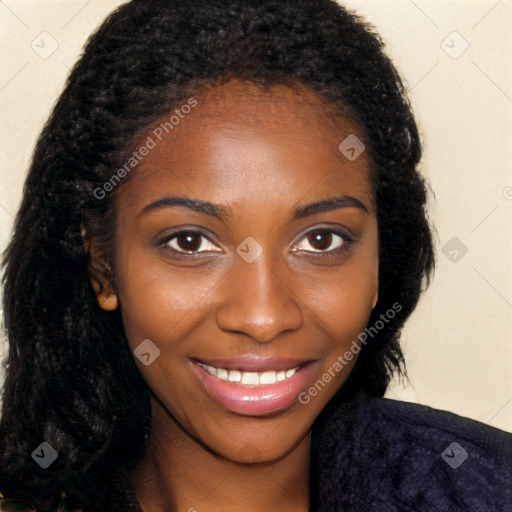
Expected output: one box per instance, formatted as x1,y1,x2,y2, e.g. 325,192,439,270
115,245,223,349
303,251,378,336
294,263,377,408
298,251,379,392
309,276,375,356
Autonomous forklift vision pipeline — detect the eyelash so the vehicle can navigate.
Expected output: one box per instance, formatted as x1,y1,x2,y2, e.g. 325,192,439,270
158,228,219,257
156,227,354,261
291,229,353,261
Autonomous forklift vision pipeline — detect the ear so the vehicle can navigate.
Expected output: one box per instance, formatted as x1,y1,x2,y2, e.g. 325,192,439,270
82,225,119,311
371,260,379,310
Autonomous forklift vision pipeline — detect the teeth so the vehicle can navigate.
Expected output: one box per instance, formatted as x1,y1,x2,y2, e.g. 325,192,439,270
203,363,217,374
260,371,277,385
198,363,299,385
228,370,241,382
241,372,259,385
217,368,229,380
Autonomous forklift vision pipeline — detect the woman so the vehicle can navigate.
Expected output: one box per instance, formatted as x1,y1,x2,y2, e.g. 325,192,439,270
1,0,510,510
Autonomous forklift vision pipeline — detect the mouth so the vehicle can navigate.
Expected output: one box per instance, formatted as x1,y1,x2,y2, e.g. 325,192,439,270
196,361,303,385
191,356,319,416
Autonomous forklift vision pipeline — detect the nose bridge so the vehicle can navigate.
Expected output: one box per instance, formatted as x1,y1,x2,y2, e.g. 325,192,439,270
216,249,303,342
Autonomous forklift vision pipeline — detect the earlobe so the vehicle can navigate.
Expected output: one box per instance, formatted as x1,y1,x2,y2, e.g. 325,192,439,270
82,225,119,311
96,289,119,311
88,261,119,311
372,290,378,310
89,262,119,311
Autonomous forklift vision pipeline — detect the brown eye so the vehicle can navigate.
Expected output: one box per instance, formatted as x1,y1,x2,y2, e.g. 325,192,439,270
176,232,202,252
308,230,333,251
293,229,347,254
162,230,221,255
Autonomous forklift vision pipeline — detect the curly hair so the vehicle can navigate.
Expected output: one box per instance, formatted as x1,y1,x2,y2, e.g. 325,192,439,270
0,0,434,509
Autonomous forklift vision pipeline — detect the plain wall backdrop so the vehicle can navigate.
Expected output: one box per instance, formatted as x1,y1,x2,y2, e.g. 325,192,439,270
0,0,511,432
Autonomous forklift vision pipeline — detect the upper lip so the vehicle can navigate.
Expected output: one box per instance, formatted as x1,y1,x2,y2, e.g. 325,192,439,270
193,355,314,372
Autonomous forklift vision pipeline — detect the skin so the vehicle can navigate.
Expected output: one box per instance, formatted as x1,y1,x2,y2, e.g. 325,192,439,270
92,80,379,512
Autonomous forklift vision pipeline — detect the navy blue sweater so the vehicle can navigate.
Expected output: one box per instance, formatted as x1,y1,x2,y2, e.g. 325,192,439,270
310,391,512,511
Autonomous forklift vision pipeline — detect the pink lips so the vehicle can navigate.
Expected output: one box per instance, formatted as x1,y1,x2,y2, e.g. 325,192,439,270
191,355,319,416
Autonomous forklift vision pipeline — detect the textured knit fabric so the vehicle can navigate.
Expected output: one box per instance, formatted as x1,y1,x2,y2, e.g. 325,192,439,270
310,391,512,511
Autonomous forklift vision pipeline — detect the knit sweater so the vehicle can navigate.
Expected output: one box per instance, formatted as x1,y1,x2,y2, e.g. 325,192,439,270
309,391,512,511
111,391,512,511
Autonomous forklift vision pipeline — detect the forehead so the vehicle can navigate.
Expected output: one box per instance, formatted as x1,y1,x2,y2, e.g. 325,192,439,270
117,80,374,213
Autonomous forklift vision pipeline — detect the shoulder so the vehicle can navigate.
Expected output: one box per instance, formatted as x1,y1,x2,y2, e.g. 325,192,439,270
368,393,512,454
311,392,512,511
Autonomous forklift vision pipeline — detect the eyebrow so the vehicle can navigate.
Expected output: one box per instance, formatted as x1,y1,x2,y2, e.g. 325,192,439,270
138,196,232,220
293,195,368,218
138,194,369,221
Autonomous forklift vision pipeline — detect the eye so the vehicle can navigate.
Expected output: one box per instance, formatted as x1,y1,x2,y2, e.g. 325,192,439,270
292,228,350,254
161,230,221,255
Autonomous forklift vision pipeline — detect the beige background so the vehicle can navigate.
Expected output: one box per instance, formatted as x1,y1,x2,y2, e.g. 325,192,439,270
0,0,511,432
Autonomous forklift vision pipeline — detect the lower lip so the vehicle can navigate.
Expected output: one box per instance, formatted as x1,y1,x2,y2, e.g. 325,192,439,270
191,360,319,416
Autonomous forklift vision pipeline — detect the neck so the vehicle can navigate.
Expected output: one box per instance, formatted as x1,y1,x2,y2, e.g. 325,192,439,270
131,395,311,512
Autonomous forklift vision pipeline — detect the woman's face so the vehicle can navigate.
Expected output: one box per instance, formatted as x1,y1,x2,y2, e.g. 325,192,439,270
104,80,379,463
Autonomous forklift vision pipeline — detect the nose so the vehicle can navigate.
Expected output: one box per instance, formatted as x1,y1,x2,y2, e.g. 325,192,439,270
215,254,303,343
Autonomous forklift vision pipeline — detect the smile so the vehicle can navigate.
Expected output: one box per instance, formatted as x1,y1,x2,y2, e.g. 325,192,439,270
197,362,300,386
192,357,320,416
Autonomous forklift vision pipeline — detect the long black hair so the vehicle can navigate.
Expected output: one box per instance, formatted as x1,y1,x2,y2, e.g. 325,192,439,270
1,0,434,509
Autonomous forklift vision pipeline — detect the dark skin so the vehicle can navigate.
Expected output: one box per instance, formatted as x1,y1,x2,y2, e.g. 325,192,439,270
92,80,379,512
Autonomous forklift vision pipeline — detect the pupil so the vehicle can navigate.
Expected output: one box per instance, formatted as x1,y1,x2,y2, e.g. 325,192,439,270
310,231,331,250
178,233,200,251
